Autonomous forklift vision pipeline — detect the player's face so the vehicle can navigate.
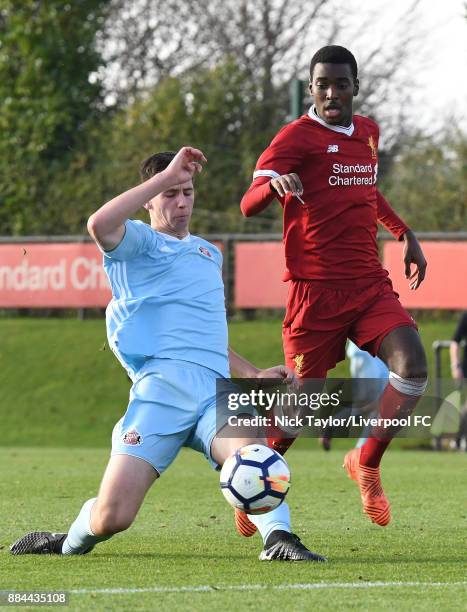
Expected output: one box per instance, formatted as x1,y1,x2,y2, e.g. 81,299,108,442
150,179,194,235
309,63,358,127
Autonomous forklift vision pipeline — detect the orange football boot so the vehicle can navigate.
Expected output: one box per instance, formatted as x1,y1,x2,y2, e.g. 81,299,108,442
343,447,391,526
234,509,257,537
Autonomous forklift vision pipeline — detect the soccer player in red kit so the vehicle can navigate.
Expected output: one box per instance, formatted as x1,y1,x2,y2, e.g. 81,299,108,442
236,45,428,537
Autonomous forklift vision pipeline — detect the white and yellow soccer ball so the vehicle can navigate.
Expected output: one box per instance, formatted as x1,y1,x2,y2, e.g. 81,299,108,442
220,444,291,515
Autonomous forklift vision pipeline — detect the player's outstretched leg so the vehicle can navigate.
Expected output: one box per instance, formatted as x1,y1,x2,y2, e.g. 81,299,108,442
10,532,68,555
259,530,327,562
343,446,391,527
10,455,158,555
250,503,326,562
10,498,111,556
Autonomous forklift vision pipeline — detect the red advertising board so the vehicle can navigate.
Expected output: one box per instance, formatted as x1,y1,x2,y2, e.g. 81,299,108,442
234,241,467,309
383,241,467,309
1,240,465,309
0,243,111,307
0,239,224,308
235,242,287,307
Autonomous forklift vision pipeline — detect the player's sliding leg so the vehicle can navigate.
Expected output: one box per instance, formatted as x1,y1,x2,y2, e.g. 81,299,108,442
65,454,158,554
247,503,324,562
11,365,197,556
11,455,158,555
211,429,326,561
344,326,427,526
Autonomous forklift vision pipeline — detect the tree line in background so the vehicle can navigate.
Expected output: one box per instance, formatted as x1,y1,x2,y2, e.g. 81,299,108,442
0,0,465,236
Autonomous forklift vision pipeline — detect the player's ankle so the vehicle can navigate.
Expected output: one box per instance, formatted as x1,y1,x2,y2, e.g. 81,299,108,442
264,529,292,548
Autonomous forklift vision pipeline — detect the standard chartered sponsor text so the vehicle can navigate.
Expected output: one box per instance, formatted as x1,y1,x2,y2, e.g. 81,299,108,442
0,258,109,291
329,162,378,186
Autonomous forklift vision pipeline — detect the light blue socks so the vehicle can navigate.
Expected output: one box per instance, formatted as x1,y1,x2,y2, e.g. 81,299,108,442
61,498,112,555
249,502,291,543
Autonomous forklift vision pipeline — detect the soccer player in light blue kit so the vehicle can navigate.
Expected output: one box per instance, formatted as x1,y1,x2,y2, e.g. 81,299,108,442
10,147,325,562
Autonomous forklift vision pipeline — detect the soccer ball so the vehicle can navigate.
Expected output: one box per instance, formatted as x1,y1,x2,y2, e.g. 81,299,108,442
220,444,291,515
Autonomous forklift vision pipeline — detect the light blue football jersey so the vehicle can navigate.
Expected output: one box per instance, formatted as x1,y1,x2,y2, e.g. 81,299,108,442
102,219,229,381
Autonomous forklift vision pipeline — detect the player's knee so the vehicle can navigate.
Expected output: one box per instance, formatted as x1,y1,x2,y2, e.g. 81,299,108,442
93,504,135,535
390,343,427,381
389,354,428,399
392,356,427,381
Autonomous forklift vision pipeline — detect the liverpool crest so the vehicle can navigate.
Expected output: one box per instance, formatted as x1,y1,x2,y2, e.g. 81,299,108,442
293,353,305,376
367,135,377,159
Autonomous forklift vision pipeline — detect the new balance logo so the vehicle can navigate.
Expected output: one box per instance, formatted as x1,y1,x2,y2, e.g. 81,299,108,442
327,145,339,153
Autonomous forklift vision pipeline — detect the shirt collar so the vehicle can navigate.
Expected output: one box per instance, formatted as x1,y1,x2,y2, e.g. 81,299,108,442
163,232,191,242
155,229,191,242
308,105,354,136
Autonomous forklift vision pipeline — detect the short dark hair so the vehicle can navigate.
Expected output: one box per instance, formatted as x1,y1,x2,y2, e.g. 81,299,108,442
309,45,358,81
139,151,176,181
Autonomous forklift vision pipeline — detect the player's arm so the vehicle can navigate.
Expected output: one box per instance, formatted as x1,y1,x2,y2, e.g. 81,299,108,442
450,341,463,381
228,348,295,383
240,174,304,217
376,190,427,290
450,313,467,380
87,147,206,251
376,190,409,240
240,125,304,217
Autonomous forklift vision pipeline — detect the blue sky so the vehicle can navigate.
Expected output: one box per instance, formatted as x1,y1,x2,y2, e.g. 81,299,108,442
339,0,467,129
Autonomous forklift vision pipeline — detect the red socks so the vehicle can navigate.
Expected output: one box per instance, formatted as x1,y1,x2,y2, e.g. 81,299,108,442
359,376,426,468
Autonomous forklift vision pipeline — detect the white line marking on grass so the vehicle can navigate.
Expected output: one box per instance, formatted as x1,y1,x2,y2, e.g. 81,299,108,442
70,581,467,595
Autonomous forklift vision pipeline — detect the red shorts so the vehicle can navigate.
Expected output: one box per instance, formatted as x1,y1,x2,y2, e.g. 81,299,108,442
282,277,417,378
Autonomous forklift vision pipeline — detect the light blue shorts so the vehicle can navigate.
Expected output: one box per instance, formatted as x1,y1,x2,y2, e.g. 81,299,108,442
350,353,389,403
111,358,235,474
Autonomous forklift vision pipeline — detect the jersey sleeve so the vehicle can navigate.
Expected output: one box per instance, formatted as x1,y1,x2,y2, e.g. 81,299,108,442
376,190,410,240
207,241,223,270
102,219,159,261
240,123,305,217
213,245,223,270
452,312,467,342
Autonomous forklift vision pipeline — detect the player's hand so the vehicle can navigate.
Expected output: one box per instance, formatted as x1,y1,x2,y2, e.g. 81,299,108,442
403,230,427,290
255,365,296,385
270,173,303,199
164,147,207,185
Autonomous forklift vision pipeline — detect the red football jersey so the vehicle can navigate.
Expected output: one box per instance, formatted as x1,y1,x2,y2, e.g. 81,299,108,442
241,108,409,283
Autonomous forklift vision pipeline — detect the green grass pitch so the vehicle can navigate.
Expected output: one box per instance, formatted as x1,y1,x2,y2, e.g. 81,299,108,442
1,447,466,611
